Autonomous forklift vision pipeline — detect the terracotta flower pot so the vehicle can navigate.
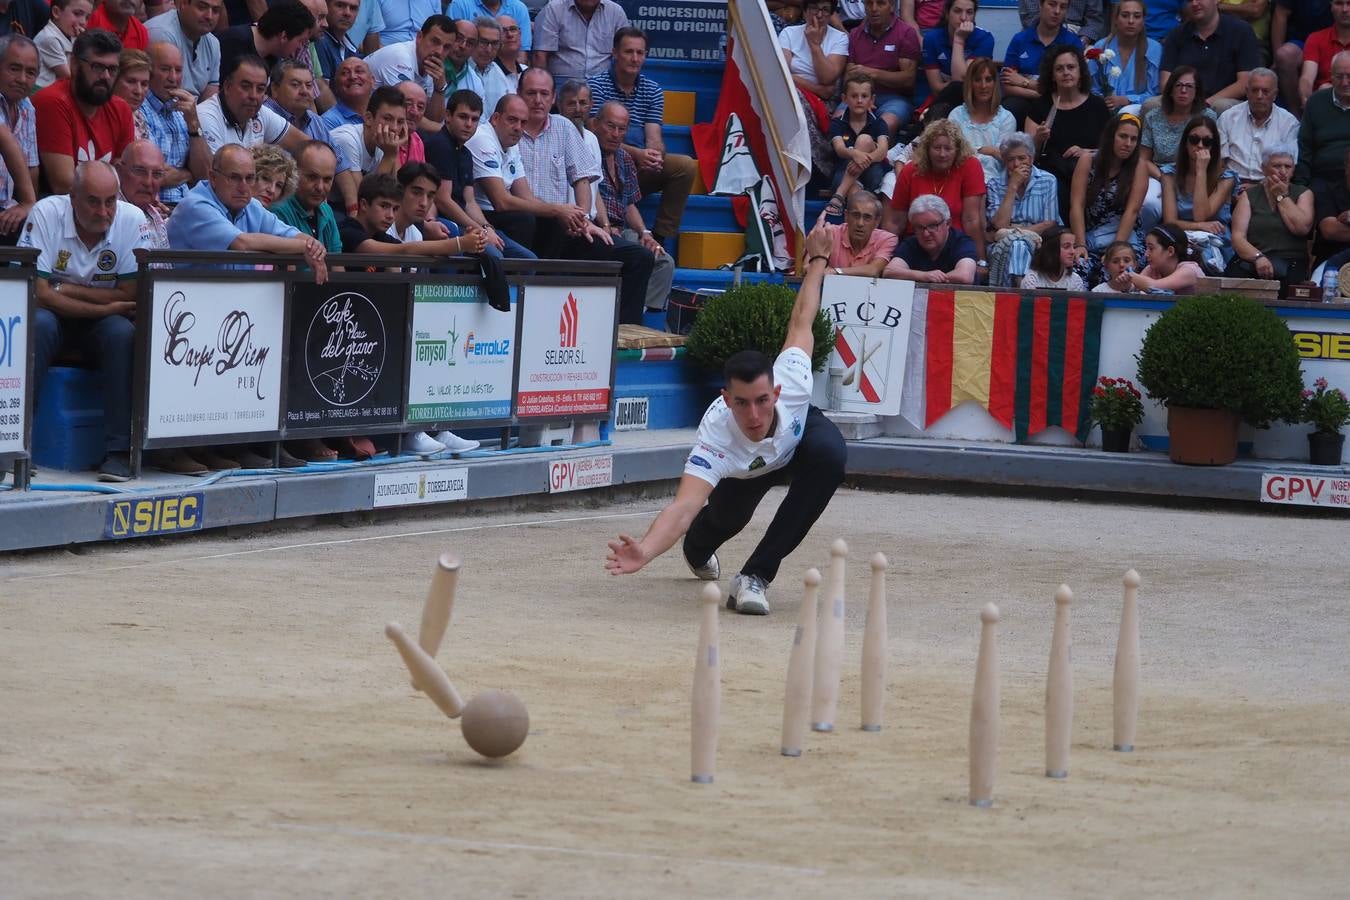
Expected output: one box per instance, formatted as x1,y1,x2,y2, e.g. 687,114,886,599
1166,406,1240,465
1308,431,1346,466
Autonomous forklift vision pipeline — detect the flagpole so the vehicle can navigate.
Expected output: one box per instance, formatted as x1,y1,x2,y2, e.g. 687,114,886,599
726,0,808,274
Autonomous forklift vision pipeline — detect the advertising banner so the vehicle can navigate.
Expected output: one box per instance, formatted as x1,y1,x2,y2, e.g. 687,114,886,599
1260,473,1350,510
286,281,409,431
0,280,27,455
372,466,468,508
823,275,914,417
146,279,284,439
617,0,726,60
516,284,617,418
407,282,516,424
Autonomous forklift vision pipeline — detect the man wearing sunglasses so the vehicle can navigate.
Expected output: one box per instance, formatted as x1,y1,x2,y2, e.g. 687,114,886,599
449,0,532,58
33,28,135,193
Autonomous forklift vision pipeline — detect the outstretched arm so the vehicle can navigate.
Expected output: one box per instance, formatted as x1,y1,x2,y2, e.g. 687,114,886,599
605,474,716,575
782,225,833,356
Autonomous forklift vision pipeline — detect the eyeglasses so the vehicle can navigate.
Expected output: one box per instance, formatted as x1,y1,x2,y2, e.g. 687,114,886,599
913,220,947,233
79,58,119,77
475,38,501,48
500,25,520,33
128,165,167,179
1187,134,1214,147
212,169,258,186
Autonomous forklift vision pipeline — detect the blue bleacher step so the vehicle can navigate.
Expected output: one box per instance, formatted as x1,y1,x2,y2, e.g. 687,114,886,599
641,194,828,233
645,59,722,122
671,267,786,294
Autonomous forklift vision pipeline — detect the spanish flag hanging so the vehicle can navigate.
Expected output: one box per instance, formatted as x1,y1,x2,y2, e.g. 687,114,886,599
924,290,1105,442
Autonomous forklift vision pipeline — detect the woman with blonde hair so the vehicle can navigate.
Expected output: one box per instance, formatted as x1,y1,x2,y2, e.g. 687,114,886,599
947,56,1016,180
114,49,152,141
1088,0,1161,112
251,144,297,207
883,117,987,260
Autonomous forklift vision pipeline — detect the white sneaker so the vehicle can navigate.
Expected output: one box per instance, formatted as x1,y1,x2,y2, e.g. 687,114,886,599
405,432,446,455
729,573,770,616
432,431,481,453
685,550,719,581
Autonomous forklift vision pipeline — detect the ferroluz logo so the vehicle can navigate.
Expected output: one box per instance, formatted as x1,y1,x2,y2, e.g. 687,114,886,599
560,292,579,348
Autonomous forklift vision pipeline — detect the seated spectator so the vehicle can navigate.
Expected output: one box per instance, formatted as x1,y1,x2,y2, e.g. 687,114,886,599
825,73,889,212
560,79,602,223
395,79,429,162
921,0,995,118
947,56,1015,182
845,0,921,136
1274,0,1333,112
515,69,654,324
388,160,458,243
1017,0,1105,43
196,54,309,156
345,0,383,55
22,161,148,481
317,0,360,79
592,100,676,314
884,192,978,282
779,0,849,100
1121,223,1205,291
587,27,698,248
330,84,405,208
468,93,562,252
34,0,91,90
1299,0,1350,110
1002,0,1083,124
363,15,453,126
985,131,1060,287
1296,50,1350,189
820,189,897,276
1218,67,1299,184
884,117,986,260
1019,225,1086,289
443,18,485,98
1227,147,1314,287
449,0,533,57
0,119,35,246
532,0,630,85
34,29,135,193
115,140,168,253
270,140,342,253
469,15,510,115
1162,115,1237,270
1069,113,1147,273
1158,0,1260,115
320,55,371,129
496,15,526,89
1137,66,1215,230
166,143,328,283
1091,239,1141,292
1024,43,1109,215
1314,146,1350,263
113,48,151,140
217,1,313,83
146,0,223,99
901,0,945,34
1088,0,1160,112
265,58,361,207
251,143,296,206
0,0,50,40
143,41,209,203
0,36,40,207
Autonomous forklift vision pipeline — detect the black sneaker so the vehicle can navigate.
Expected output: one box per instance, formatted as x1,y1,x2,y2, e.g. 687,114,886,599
97,452,133,482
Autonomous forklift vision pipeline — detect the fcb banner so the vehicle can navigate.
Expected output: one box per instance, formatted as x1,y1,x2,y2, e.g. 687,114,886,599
912,290,1105,443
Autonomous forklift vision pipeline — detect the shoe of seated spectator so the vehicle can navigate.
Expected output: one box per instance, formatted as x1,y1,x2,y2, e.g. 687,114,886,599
231,447,274,468
432,431,480,453
405,432,446,455
148,449,209,476
97,452,133,482
191,447,241,470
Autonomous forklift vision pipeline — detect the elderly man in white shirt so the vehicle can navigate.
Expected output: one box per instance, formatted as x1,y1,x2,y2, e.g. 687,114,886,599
1219,67,1300,184
197,53,309,155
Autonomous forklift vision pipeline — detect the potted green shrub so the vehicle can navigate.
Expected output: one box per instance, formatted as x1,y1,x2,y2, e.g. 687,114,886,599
1135,294,1303,465
685,282,834,373
1089,376,1145,452
1298,377,1350,465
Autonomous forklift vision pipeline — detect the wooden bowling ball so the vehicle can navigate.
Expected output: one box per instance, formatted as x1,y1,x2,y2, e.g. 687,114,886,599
460,690,529,758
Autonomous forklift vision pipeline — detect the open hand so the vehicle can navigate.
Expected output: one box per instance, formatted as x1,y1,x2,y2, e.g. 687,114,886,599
605,534,648,575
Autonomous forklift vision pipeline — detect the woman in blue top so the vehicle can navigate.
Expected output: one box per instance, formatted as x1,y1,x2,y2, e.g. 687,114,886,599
1088,0,1161,111
921,0,995,117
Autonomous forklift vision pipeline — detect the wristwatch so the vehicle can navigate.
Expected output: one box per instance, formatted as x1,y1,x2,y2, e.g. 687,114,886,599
1275,194,1287,203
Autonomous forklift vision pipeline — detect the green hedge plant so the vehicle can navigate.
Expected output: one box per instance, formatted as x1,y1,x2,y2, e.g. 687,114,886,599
1135,294,1303,428
685,282,834,374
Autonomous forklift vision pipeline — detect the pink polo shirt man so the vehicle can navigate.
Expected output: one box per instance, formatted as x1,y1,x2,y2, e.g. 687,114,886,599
825,220,897,270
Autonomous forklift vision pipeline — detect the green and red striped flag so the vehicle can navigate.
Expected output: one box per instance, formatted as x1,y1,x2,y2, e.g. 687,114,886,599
924,290,1105,442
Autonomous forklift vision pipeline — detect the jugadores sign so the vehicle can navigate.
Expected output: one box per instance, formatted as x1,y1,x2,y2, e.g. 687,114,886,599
516,284,618,417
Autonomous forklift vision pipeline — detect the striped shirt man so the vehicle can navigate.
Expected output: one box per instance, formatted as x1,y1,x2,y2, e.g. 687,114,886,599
141,90,191,203
516,112,598,206
598,145,640,226
587,66,662,149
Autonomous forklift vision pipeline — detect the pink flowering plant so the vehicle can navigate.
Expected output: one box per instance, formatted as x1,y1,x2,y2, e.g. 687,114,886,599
1299,377,1350,435
1090,376,1145,430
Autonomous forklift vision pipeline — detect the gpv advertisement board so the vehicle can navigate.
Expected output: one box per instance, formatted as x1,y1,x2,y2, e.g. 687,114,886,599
0,279,27,455
407,282,517,424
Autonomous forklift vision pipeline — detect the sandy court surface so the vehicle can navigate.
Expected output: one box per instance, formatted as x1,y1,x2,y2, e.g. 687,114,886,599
2,488,1349,898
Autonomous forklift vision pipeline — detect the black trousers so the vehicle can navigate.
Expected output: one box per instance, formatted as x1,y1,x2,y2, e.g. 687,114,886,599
533,217,655,324
682,406,847,584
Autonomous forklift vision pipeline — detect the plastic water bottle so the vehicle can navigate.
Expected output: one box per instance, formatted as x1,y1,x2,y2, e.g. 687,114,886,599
1323,265,1339,302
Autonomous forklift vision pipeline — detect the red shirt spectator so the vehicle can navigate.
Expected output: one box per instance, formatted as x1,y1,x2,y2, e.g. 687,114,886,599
889,154,985,235
1302,22,1350,93
34,78,135,170
88,3,150,51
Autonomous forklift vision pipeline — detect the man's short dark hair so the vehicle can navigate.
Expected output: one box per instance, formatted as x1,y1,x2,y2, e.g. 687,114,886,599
296,140,336,167
397,160,442,189
257,1,315,39
223,52,268,84
369,84,406,115
557,78,586,106
358,172,402,204
73,29,123,60
421,14,455,35
269,58,311,90
448,88,483,115
612,26,647,49
724,350,774,386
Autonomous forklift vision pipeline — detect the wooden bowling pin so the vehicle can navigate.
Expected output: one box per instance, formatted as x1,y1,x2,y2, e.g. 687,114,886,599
1045,585,1074,778
860,552,889,732
385,622,465,718
411,554,461,690
781,568,821,756
1114,569,1141,752
811,539,848,732
691,583,722,784
969,602,1000,808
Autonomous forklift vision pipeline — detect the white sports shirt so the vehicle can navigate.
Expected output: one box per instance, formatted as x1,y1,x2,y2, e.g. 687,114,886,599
19,195,150,286
683,346,814,488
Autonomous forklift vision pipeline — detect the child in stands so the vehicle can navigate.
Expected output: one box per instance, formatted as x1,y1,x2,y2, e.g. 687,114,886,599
1020,227,1086,291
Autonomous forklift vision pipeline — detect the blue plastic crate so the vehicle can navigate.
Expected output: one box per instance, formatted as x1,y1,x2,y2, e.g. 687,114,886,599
32,366,105,472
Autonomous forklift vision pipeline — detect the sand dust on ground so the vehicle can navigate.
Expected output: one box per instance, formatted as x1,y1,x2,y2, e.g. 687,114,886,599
2,488,1348,898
